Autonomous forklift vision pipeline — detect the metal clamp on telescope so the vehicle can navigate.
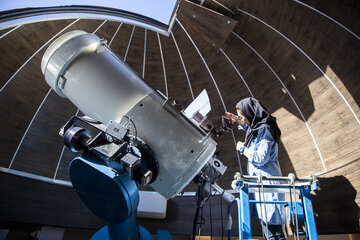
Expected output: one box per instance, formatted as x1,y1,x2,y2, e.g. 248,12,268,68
60,115,158,186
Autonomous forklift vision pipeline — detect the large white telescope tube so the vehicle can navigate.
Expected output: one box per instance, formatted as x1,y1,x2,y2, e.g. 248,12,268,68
41,30,217,199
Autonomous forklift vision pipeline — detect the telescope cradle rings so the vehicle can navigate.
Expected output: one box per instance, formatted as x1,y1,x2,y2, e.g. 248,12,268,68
41,30,103,98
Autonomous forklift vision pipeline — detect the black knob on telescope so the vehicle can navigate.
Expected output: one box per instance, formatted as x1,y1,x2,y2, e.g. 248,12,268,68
64,126,90,152
133,166,153,185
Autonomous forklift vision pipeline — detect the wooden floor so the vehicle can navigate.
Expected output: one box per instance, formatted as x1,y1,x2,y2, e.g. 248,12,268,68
0,0,359,235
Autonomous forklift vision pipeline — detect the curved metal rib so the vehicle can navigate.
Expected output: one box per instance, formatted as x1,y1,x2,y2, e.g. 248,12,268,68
210,0,235,14
124,25,135,61
176,19,226,110
219,48,254,98
53,109,81,180
171,32,195,100
232,31,326,171
92,20,107,34
0,166,72,187
157,33,168,97
0,19,80,94
237,8,360,125
292,0,360,40
8,88,52,169
0,25,21,39
53,146,66,180
315,157,360,177
0,3,175,35
176,18,243,174
142,28,147,78
109,23,123,46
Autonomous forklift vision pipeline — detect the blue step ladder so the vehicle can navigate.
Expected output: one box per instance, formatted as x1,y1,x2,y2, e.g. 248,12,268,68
228,174,319,240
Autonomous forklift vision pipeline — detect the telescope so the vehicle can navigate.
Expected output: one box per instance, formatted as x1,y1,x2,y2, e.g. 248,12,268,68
41,30,232,239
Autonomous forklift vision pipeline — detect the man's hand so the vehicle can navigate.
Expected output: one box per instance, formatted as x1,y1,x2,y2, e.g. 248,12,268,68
236,141,245,151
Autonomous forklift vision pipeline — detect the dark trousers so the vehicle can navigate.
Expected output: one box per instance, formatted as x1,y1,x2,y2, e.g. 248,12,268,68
261,224,285,240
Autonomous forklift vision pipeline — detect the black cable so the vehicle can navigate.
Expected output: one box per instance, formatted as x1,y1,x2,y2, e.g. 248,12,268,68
209,184,213,240
191,188,200,240
122,115,137,138
192,210,199,239
220,178,224,240
192,181,205,240
199,205,204,237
